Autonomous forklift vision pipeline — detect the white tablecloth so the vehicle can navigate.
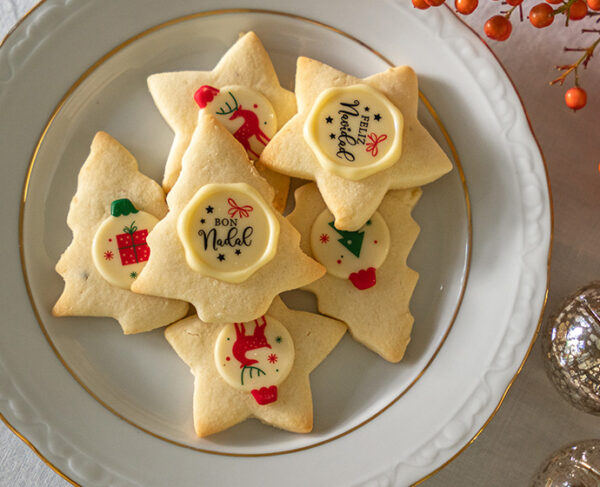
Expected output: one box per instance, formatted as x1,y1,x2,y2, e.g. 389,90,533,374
1,1,598,486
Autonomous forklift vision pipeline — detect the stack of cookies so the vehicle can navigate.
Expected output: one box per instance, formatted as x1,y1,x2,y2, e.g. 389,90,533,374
52,32,452,437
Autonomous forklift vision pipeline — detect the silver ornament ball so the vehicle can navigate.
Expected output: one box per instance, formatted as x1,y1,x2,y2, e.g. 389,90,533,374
531,439,600,487
542,282,600,414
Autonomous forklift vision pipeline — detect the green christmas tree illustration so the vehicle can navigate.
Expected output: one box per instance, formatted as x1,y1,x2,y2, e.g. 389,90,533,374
328,221,364,258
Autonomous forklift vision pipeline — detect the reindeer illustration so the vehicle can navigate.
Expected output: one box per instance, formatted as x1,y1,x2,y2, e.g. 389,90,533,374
232,317,272,369
229,105,271,158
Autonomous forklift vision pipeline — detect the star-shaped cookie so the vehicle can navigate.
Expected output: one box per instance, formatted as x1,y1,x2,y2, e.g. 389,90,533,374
148,31,296,211
164,297,346,436
260,57,452,230
131,112,325,323
288,183,421,362
53,132,189,334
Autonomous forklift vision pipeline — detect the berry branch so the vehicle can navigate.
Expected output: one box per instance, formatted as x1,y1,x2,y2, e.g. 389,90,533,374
412,0,600,110
551,29,600,85
551,29,600,109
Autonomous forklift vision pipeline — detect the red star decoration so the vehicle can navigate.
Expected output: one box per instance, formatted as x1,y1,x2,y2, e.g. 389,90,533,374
319,233,330,244
267,353,278,364
104,250,114,261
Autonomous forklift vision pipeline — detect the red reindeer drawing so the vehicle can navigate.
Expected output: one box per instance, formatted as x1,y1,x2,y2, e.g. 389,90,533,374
229,105,271,158
232,317,272,368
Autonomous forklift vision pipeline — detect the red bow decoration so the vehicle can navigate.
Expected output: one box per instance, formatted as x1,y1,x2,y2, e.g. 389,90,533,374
193,85,220,108
227,198,254,218
366,133,388,157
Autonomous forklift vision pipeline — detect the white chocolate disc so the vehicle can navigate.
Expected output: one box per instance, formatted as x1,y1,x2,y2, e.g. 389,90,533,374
177,183,280,283
214,316,294,392
310,209,390,280
304,84,404,180
92,210,158,289
195,84,277,159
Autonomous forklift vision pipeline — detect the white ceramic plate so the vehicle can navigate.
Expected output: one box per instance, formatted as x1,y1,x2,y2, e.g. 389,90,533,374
0,1,550,486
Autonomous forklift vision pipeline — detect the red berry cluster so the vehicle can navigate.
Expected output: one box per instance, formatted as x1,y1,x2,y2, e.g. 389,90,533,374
412,0,600,111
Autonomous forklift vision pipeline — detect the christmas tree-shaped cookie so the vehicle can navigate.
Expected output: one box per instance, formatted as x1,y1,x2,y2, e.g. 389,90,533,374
260,57,452,230
288,183,421,362
53,132,189,334
148,31,296,211
131,112,325,323
165,297,346,436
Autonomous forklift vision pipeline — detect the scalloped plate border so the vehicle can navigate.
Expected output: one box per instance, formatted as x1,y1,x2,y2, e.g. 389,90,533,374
0,2,551,486
411,7,553,484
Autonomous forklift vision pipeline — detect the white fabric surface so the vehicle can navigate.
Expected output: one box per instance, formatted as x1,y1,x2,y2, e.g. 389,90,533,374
1,1,598,486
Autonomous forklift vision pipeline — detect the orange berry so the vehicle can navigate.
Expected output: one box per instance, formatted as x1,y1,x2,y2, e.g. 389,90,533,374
565,87,587,111
413,0,431,8
506,0,523,5
568,0,588,19
455,0,478,14
424,0,446,5
529,3,555,27
484,15,512,41
588,0,600,11
546,0,563,3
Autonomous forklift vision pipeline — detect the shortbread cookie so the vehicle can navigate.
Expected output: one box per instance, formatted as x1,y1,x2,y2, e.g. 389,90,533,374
260,57,452,230
165,296,346,437
53,132,189,334
148,31,296,211
288,183,421,362
131,112,325,323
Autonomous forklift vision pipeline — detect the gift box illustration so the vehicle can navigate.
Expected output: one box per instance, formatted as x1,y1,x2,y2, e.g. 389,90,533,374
116,222,150,266
92,198,159,289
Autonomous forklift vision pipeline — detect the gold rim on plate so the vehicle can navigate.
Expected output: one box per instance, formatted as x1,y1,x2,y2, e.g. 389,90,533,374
2,3,549,486
20,7,471,457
